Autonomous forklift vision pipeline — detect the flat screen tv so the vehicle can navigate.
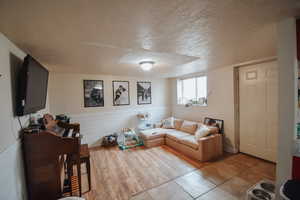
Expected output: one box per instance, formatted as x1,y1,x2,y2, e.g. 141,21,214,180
16,55,49,116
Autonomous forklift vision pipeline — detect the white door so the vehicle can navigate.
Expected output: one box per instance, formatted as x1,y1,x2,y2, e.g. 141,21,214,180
239,61,278,162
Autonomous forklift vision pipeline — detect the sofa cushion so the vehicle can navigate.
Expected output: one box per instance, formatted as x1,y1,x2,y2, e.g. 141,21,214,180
180,120,198,134
162,117,175,129
198,123,220,134
207,126,219,134
178,135,199,150
153,122,163,128
140,128,166,140
164,129,190,141
195,125,211,140
199,122,220,134
174,119,184,130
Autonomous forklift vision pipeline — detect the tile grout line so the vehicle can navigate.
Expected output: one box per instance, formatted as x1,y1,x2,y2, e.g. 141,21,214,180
192,177,232,199
131,167,199,197
194,161,265,199
131,162,220,199
131,155,215,198
131,153,265,199
131,156,238,199
173,181,195,200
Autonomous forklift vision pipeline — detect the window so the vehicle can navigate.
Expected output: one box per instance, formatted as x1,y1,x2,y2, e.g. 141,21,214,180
177,76,207,105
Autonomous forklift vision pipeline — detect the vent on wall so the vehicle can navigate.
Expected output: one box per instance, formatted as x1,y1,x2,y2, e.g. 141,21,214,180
246,70,257,80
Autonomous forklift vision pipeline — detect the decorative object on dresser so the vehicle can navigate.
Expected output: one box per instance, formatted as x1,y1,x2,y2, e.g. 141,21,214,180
137,81,151,104
113,81,130,106
56,114,71,123
83,80,104,107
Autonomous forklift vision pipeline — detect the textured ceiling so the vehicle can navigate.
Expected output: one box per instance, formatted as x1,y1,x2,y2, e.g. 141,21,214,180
0,0,299,77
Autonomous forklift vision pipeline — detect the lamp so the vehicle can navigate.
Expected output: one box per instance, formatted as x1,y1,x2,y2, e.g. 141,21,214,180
139,61,154,71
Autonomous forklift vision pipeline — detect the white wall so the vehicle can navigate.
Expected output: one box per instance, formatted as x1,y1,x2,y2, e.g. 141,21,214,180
49,73,172,146
0,33,49,199
276,18,298,195
171,66,237,152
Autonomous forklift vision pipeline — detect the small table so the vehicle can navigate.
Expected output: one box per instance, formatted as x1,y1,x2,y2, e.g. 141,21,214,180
117,129,143,150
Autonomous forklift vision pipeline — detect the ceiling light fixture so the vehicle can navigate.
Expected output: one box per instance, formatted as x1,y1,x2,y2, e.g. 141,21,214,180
139,61,154,71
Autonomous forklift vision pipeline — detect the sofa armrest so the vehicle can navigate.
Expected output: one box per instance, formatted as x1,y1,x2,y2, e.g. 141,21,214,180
197,134,221,143
198,134,223,161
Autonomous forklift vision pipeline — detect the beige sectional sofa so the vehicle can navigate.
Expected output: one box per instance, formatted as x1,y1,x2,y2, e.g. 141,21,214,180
140,118,223,162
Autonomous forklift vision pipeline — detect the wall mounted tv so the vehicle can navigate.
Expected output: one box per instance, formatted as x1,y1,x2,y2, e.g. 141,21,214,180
16,55,49,116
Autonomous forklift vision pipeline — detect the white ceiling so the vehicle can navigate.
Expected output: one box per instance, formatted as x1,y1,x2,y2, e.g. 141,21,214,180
0,0,299,77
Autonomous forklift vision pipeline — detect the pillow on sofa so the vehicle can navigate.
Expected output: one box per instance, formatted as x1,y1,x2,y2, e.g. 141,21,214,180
195,125,211,140
198,122,220,134
154,122,163,128
207,126,219,134
180,120,198,134
162,117,175,129
174,119,184,130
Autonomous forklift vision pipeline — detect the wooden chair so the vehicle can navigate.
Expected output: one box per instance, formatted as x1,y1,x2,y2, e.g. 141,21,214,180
67,144,91,192
56,121,84,196
56,121,91,193
29,115,91,197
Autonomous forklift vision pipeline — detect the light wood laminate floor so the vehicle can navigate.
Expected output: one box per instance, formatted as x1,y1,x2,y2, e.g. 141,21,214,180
81,145,276,200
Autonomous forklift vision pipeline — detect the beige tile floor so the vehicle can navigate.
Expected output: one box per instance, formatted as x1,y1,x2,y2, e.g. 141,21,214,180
131,153,276,200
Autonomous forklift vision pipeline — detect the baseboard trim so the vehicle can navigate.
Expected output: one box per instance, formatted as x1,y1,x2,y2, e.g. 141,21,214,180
224,145,239,154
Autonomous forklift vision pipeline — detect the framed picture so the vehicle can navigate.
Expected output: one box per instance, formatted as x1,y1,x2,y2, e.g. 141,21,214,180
113,81,130,106
137,81,152,105
83,80,104,107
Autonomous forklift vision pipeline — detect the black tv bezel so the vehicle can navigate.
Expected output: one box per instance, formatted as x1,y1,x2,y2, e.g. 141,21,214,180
16,55,49,116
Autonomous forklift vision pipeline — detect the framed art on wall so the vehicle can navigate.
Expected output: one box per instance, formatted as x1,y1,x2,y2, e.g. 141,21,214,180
203,117,224,134
137,81,151,105
113,81,130,106
83,80,104,107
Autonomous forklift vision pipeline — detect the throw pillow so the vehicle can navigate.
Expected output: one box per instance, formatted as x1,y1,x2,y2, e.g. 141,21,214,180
180,120,198,134
174,119,184,130
162,117,175,129
207,126,219,134
195,125,211,140
154,122,163,128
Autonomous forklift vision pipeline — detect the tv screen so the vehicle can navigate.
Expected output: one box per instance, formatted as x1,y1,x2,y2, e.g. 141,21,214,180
17,55,49,116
